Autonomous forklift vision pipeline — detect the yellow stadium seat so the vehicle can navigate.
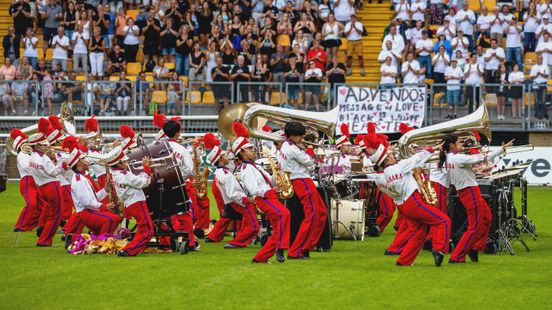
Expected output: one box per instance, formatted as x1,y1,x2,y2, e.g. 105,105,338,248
136,49,144,62
482,0,496,10
151,91,168,105
469,0,481,11
180,76,189,86
548,80,552,92
145,76,154,82
433,93,445,107
338,51,346,63
37,48,45,60
525,52,537,65
76,75,86,81
126,62,141,75
188,91,202,104
109,76,120,81
339,38,348,51
126,75,137,81
164,62,175,70
45,48,53,60
127,10,139,20
270,92,284,105
202,91,215,104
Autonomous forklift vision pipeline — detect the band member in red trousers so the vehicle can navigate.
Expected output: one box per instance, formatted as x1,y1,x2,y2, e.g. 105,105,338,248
205,134,259,248
234,122,290,263
105,146,154,257
371,142,451,267
83,116,107,187
11,129,40,232
277,122,327,260
28,118,68,246
441,134,513,263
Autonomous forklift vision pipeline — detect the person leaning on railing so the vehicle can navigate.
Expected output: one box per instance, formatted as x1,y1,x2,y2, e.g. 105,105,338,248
530,54,550,120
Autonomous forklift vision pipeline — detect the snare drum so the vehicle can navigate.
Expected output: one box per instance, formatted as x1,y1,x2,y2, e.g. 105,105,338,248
333,178,359,199
331,199,365,241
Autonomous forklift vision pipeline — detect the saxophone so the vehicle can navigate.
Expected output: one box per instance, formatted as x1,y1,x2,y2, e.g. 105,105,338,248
192,141,208,198
104,162,124,215
413,168,437,206
263,151,294,199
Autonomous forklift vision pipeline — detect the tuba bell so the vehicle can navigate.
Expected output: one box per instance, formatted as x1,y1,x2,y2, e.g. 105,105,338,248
6,102,76,156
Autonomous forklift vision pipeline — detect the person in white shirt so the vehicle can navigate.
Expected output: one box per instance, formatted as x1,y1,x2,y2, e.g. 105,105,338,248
445,58,464,119
444,6,458,29
476,7,492,44
508,63,525,119
538,0,552,16
378,40,401,69
490,6,505,45
71,24,88,73
455,2,476,52
333,0,355,24
22,28,39,69
523,2,540,52
277,122,328,260
475,45,486,68
536,15,552,45
407,20,424,48
382,25,405,56
50,26,69,71
536,32,552,76
505,16,523,70
464,53,485,113
380,56,398,87
401,52,420,86
530,55,550,119
484,38,506,89
416,30,433,78
451,30,469,58
394,0,410,22
440,134,513,263
432,45,450,85
436,17,456,41
344,14,365,76
409,0,426,23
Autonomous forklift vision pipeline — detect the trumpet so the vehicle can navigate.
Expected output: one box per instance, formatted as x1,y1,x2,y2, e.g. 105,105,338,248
128,157,167,170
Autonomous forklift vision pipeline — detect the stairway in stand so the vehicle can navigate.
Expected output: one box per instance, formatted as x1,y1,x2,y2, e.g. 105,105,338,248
0,1,12,58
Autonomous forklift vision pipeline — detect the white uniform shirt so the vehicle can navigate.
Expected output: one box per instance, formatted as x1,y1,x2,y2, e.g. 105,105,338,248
70,172,108,213
51,35,69,60
401,60,421,84
362,154,373,170
451,36,469,58
430,167,450,188
277,140,315,180
112,168,151,207
432,53,450,73
530,64,550,84
374,150,433,205
380,63,397,84
239,161,274,198
344,21,363,41
168,140,194,179
87,149,106,178
382,33,405,55
214,167,248,206
445,148,502,190
416,38,433,56
56,151,73,186
29,151,65,186
325,154,352,174
455,9,476,35
484,47,506,70
17,152,33,178
536,40,552,65
464,63,484,85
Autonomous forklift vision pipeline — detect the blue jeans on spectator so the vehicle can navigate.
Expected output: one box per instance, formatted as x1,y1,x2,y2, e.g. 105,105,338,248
417,55,432,77
65,30,74,41
464,34,474,52
507,47,523,70
175,53,189,76
27,56,38,69
524,32,536,52
102,34,111,49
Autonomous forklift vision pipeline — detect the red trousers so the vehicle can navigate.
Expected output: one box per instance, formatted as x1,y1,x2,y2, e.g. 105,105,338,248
218,203,259,247
63,212,85,235
79,209,121,235
15,176,40,231
185,182,211,231
433,182,448,215
253,190,290,262
37,181,63,246
376,191,397,233
171,213,197,247
396,191,451,266
122,201,154,256
60,185,74,221
387,208,409,254
450,186,492,262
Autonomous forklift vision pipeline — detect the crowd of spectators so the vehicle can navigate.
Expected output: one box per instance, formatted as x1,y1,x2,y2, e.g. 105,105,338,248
2,0,369,116
380,0,550,120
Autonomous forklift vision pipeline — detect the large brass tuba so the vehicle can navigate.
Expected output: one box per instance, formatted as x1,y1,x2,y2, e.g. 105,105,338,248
6,102,76,156
218,103,339,142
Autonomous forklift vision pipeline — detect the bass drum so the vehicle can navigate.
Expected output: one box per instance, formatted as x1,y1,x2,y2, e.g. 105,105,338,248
331,199,365,241
126,140,190,218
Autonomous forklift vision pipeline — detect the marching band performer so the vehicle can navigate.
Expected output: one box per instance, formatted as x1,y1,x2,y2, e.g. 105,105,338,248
104,146,154,257
12,129,40,232
120,125,138,151
369,139,451,267
84,116,107,188
189,140,212,236
204,133,260,248
277,121,327,260
332,123,353,174
234,122,290,263
28,118,69,246
440,134,513,263
65,148,122,246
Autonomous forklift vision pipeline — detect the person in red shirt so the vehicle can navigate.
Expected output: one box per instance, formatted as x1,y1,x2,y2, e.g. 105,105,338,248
306,40,327,71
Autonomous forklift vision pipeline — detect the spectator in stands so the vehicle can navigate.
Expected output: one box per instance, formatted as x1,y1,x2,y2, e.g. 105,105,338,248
160,17,178,63
321,13,343,61
432,44,450,91
378,40,401,70
10,0,32,38
231,55,251,103
189,42,206,90
141,8,161,64
452,50,466,70
270,44,289,86
197,1,213,47
64,1,77,40
436,16,455,42
496,63,508,120
380,56,397,89
537,31,552,75
530,54,550,119
3,27,20,68
434,34,452,58
176,26,193,75
317,0,331,24
11,71,29,114
77,8,91,41
508,63,525,119
34,59,47,81
115,72,132,115
95,74,114,116
490,6,504,46
455,1,476,52
41,0,63,55
115,7,127,45
500,4,515,25
307,39,327,72
538,0,552,16
285,55,302,108
71,24,88,73
1,58,17,81
107,44,126,74
452,29,469,58
166,72,182,115
17,56,33,81
0,74,16,115
484,38,506,89
523,2,539,53
211,56,231,112
252,0,265,26
416,30,433,78
536,15,552,45
326,55,346,99
476,7,491,44
43,70,54,115
401,51,420,85
251,56,271,104
475,45,486,67
406,20,423,52
304,59,323,111
382,25,405,56
334,0,355,24
277,12,293,54
477,31,491,48
93,4,111,49
445,58,464,119
465,53,484,114
51,26,70,71
89,27,105,78
205,41,218,83
123,17,140,62
345,13,365,76
409,0,426,25
505,16,523,70
153,58,170,85
394,0,409,22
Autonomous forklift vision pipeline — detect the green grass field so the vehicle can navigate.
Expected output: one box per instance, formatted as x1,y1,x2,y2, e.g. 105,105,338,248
0,183,551,309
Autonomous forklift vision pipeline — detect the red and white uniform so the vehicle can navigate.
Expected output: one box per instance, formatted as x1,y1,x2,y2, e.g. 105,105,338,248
207,166,259,247
29,151,66,246
14,152,40,231
187,144,211,231
375,150,451,266
447,148,502,262
239,160,290,262
87,149,107,187
277,140,328,258
112,167,154,256
430,167,450,214
56,151,75,221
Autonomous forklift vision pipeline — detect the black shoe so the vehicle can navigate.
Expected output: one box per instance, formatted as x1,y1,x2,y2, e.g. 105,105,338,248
448,258,465,264
13,228,22,232
445,114,452,120
204,237,215,243
384,249,400,256
59,220,67,228
36,226,43,238
453,114,458,119
432,250,444,267
302,250,310,259
468,250,479,262
61,234,66,242
64,234,73,250
367,225,380,237
423,240,433,251
117,251,134,257
224,243,240,249
276,249,285,263
193,228,205,239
